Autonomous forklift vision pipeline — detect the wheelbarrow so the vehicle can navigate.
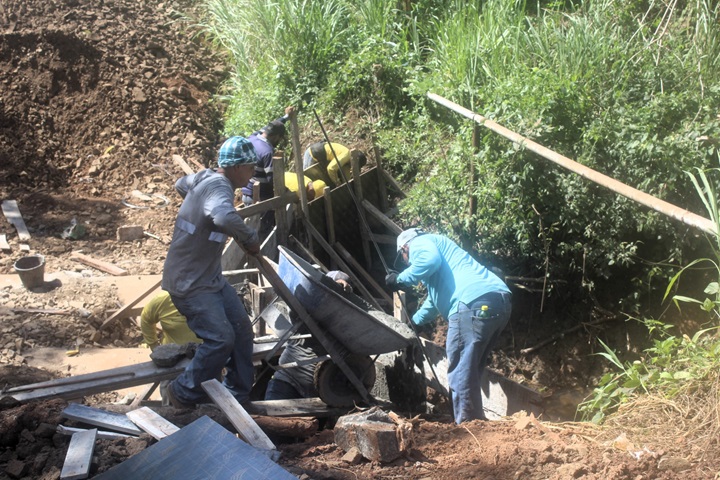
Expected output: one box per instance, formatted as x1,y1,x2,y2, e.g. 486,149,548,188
255,246,414,406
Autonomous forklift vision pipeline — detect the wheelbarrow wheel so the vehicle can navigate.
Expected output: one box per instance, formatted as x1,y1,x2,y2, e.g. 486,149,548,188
314,354,376,407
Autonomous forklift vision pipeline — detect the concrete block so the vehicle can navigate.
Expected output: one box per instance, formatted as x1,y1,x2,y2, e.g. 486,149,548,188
116,225,144,242
334,408,405,463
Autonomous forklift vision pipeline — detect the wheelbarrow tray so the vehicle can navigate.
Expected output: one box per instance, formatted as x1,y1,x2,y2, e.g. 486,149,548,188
277,246,414,356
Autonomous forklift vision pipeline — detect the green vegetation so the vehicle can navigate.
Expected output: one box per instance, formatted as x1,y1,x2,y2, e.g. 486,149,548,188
196,0,720,308
579,164,720,425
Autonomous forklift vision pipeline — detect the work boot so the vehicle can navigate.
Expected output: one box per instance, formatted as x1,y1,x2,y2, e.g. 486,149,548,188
166,382,195,410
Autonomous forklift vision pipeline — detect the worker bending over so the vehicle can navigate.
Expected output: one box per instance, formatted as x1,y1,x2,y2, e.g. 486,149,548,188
303,142,366,187
386,228,511,423
283,171,326,201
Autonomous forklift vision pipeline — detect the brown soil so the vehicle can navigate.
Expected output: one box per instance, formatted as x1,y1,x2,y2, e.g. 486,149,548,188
0,0,714,479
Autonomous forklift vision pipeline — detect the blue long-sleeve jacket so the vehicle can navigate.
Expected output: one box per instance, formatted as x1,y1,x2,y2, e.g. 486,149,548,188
396,234,509,326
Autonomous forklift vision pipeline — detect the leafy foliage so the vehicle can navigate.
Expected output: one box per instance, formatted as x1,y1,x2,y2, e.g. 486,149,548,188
197,0,720,306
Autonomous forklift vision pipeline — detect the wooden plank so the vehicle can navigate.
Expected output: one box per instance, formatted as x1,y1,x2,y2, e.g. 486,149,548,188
248,398,348,418
382,169,407,198
289,235,329,272
172,154,195,175
201,379,276,452
362,199,402,235
126,407,179,440
372,138,389,212
6,342,279,404
62,403,142,435
323,186,336,258
300,217,382,310
272,155,288,247
0,234,10,251
94,416,296,480
60,428,97,480
129,382,159,409
71,252,128,276
57,425,134,440
334,241,392,305
352,155,372,269
369,233,397,245
1,199,31,241
290,111,310,220
237,190,298,218
99,278,162,330
6,359,189,403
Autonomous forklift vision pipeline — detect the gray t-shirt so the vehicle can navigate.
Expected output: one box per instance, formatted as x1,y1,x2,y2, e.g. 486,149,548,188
162,169,258,298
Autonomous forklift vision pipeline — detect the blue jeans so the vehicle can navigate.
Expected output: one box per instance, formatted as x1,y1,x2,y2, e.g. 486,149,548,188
169,282,254,404
265,378,303,400
447,292,511,424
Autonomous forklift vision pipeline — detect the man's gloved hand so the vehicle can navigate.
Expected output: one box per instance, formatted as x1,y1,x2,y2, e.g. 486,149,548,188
385,270,400,291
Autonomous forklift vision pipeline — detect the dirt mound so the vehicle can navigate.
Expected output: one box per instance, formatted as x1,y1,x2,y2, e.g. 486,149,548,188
0,0,224,278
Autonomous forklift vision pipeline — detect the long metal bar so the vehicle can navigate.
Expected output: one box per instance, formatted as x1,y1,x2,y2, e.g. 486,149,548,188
427,92,717,236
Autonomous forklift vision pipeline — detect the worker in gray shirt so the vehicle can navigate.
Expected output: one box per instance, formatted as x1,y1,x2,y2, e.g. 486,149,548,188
162,136,261,409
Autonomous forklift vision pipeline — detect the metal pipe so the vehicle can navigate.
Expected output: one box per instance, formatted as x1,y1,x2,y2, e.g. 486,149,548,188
427,92,717,236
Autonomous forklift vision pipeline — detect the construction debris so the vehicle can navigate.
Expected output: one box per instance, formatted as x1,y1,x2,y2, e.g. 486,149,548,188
333,407,413,463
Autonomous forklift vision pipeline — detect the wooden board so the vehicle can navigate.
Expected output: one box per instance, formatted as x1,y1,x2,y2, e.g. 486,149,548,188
60,428,97,480
99,278,162,330
6,342,279,404
94,416,296,480
248,397,348,418
126,407,179,440
201,379,276,452
57,425,135,440
172,154,195,175
5,359,188,403
71,252,128,276
0,234,10,251
1,199,31,241
62,403,143,435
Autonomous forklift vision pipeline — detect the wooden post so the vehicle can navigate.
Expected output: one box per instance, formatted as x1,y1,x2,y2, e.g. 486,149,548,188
272,154,288,247
352,155,372,270
322,186,337,269
470,124,479,217
252,180,260,204
371,138,389,212
362,199,402,235
289,110,312,253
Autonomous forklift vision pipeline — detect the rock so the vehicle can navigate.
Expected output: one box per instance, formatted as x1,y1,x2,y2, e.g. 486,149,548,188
117,224,144,241
150,342,198,367
341,447,363,465
658,456,692,472
334,407,408,463
33,423,56,439
5,459,27,479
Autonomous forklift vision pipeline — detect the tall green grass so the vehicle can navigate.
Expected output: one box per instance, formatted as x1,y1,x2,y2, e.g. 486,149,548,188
197,0,720,306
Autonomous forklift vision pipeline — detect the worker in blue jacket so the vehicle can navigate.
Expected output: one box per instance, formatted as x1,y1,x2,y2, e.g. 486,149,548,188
385,228,511,423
